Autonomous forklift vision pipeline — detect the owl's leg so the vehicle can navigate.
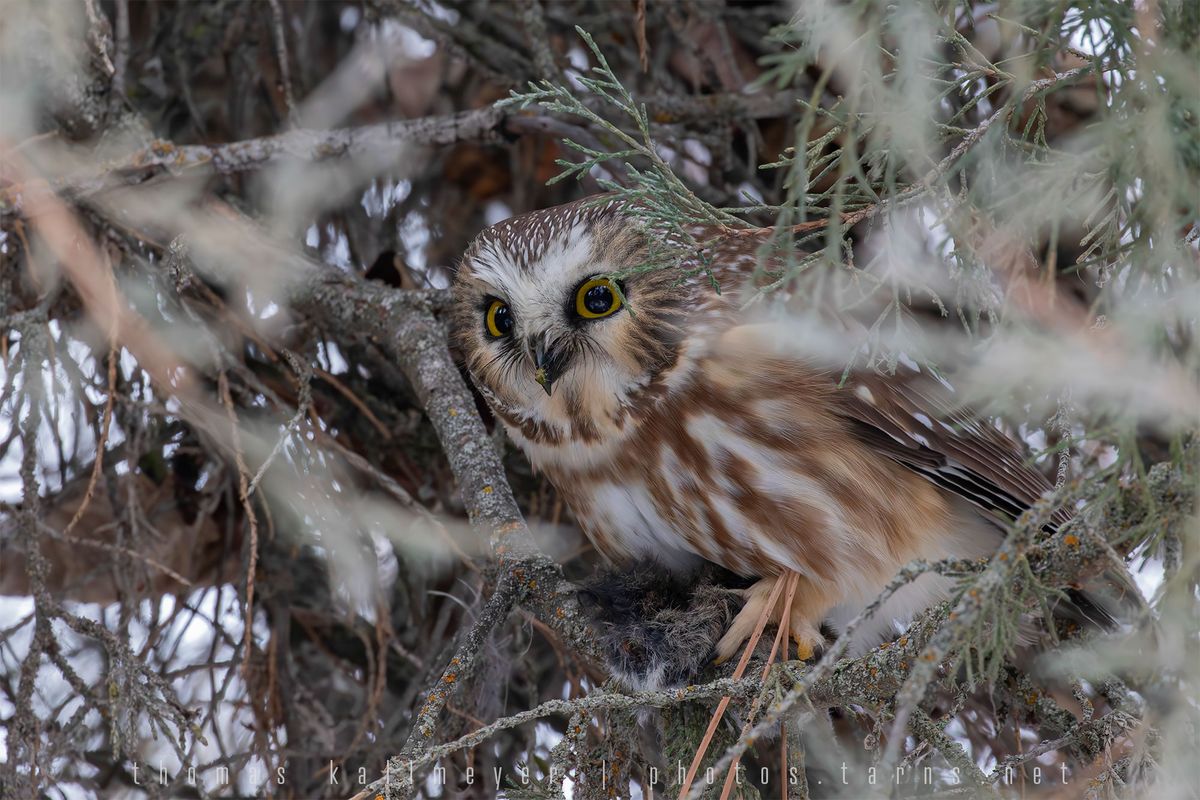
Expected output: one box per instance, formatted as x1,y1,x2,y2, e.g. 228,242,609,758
714,573,829,663
785,585,827,661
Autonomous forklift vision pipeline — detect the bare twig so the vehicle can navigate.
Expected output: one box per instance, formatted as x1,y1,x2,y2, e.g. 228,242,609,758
266,0,300,126
217,369,262,678
60,252,118,537
111,0,129,104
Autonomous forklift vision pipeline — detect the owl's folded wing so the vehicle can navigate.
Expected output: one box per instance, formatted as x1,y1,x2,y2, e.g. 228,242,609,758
837,362,1144,629
838,366,1074,531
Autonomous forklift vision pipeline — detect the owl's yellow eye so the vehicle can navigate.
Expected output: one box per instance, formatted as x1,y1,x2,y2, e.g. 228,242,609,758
485,299,513,338
574,277,623,320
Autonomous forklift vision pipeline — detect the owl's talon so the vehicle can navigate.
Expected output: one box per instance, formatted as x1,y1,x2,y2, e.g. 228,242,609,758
788,611,824,661
713,617,753,664
791,630,823,661
713,576,828,665
714,577,779,664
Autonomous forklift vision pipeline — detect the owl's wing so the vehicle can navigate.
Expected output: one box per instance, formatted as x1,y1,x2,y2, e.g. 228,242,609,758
837,364,1145,627
708,318,1134,626
838,366,1073,530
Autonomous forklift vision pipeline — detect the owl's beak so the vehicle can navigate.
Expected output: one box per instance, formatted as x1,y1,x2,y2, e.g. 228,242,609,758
531,335,566,396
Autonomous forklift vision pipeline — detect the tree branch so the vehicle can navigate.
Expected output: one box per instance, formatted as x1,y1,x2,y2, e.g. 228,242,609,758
281,243,604,797
1,106,511,216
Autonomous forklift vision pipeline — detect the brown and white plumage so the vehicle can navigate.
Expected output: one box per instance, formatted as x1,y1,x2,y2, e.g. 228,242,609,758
451,197,1073,661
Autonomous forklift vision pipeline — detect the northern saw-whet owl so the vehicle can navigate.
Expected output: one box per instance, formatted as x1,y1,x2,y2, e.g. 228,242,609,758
450,196,1094,667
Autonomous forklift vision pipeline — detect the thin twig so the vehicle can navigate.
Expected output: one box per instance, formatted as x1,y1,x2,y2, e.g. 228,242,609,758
44,528,194,590
247,350,312,496
217,370,261,678
266,0,299,126
61,259,118,537
719,572,799,800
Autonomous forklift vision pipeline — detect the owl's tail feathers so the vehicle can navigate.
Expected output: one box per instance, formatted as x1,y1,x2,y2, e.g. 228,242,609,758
1053,587,1120,633
951,497,1145,640
1048,563,1146,639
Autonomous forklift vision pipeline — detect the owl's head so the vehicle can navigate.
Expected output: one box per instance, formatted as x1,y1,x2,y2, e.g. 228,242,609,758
450,198,691,441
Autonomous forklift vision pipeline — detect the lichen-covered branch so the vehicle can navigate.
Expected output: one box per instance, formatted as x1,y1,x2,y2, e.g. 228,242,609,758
283,244,608,796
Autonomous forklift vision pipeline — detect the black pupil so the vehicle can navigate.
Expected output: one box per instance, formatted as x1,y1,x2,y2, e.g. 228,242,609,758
584,284,613,314
492,304,512,335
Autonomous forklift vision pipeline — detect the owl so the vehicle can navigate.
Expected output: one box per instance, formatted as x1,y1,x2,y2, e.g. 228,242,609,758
450,196,1104,664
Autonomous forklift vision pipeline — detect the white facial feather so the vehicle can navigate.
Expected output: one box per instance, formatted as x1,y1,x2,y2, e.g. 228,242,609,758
462,210,702,463
469,221,595,333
